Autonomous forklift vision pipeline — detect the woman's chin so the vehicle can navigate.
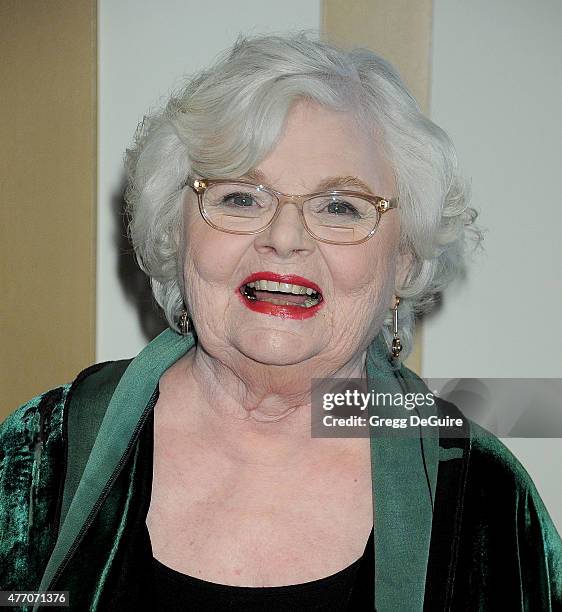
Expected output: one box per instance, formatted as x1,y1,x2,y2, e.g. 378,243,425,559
232,331,321,366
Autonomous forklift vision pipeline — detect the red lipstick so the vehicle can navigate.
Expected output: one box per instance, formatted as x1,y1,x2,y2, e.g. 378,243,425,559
237,271,324,320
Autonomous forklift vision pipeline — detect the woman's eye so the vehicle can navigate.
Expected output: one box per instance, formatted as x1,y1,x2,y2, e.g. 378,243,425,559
325,201,360,216
222,192,257,207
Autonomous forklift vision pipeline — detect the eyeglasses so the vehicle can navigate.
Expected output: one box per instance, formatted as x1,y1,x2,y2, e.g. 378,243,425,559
187,178,398,245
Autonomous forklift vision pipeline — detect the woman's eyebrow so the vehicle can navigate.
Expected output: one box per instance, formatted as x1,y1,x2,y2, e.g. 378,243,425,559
240,170,375,195
241,168,269,184
315,176,375,194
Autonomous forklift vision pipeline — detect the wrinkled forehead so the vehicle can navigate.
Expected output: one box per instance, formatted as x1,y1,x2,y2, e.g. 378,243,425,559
243,100,394,196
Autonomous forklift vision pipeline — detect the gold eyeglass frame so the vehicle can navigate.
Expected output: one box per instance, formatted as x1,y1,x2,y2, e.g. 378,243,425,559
187,178,399,245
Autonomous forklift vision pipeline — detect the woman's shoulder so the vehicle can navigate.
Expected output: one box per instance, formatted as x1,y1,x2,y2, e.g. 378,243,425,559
2,364,96,433
434,395,561,533
431,401,562,608
1,360,133,440
465,421,561,547
0,384,71,459
0,385,71,591
0,360,134,496
467,420,550,502
0,360,132,592
433,394,549,497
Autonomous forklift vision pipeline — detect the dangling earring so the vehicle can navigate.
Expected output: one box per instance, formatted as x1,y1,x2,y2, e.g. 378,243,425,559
179,309,191,335
391,297,402,359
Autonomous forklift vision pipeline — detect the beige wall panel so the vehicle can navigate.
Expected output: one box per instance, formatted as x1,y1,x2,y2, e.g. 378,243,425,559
0,0,96,417
322,0,432,373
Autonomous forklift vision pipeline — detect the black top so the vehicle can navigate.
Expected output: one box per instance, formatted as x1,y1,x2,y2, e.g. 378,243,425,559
152,526,374,611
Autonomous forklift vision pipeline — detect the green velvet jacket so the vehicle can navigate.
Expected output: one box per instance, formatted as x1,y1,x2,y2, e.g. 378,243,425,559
1,329,561,611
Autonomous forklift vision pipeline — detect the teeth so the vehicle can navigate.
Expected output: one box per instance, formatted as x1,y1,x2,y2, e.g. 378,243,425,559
241,287,321,307
303,297,320,308
257,296,321,308
244,280,319,295
241,279,323,310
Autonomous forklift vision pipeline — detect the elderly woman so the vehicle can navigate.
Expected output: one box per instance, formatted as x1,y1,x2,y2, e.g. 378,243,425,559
1,33,561,612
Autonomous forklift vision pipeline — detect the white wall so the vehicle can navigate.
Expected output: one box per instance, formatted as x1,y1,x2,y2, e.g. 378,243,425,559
97,0,322,361
426,0,562,379
428,0,562,530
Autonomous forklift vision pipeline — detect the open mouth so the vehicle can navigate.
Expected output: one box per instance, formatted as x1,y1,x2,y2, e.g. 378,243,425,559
240,279,323,309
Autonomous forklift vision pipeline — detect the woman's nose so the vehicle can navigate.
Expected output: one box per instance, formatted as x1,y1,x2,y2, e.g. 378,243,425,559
253,200,316,258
